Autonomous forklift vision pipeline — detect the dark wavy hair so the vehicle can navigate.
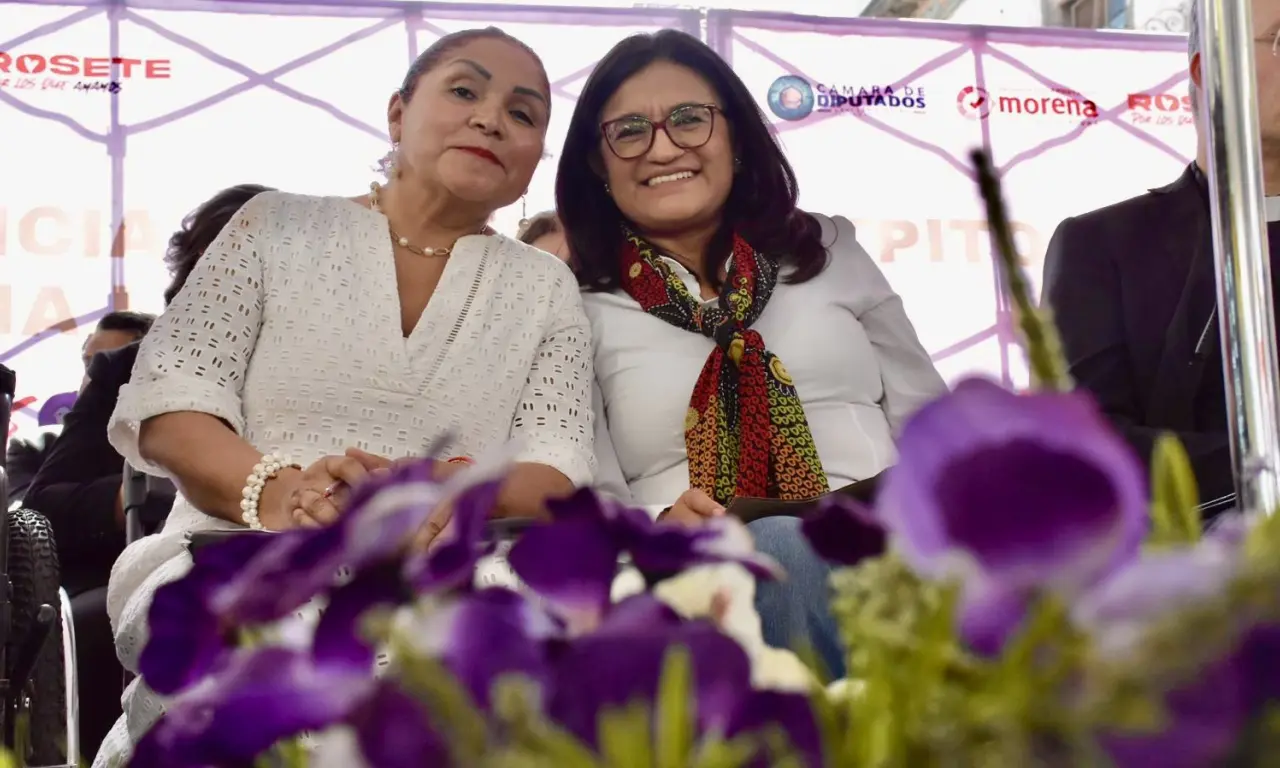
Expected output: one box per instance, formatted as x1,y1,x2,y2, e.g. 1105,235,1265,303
400,27,549,104
556,29,827,293
96,310,155,338
164,184,273,305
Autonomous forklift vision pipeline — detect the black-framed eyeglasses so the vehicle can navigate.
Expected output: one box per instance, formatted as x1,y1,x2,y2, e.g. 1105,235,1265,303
600,104,720,160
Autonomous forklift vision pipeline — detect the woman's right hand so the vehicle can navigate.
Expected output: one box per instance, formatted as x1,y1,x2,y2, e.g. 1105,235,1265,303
659,488,726,527
258,454,375,530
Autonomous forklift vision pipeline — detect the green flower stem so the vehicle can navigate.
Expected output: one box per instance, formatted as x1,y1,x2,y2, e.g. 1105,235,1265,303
655,647,695,768
970,149,1073,393
1148,433,1203,546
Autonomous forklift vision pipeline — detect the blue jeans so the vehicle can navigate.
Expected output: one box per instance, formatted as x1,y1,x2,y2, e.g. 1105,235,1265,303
746,516,846,679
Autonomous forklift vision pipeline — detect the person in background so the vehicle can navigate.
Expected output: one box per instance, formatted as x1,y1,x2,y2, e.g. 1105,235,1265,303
1042,0,1279,521
80,311,154,387
518,209,570,262
557,29,946,677
23,183,271,762
5,431,57,506
5,311,155,501
3,312,154,500
96,28,592,765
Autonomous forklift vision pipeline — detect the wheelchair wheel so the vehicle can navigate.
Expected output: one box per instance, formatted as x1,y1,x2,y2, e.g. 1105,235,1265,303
7,509,67,765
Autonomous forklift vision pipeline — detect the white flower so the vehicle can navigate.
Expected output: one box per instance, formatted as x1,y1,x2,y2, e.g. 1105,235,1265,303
648,563,816,693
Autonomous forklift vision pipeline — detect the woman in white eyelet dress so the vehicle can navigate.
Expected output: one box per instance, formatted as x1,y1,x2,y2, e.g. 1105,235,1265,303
93,29,593,767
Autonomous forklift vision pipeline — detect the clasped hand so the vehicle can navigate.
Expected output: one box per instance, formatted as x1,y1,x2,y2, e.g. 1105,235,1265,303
258,449,464,553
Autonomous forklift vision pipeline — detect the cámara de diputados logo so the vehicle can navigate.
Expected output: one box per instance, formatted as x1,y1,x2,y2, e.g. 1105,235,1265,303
768,75,928,121
767,75,816,121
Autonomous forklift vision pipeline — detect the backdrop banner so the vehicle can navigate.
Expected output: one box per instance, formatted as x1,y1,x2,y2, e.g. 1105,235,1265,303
1,2,1192,441
708,11,1194,386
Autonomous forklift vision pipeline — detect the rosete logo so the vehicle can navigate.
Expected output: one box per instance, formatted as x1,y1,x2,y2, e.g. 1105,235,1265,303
0,53,169,92
0,53,170,78
1127,91,1194,127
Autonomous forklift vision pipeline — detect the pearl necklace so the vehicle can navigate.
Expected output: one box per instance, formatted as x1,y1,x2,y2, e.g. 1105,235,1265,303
368,182,488,258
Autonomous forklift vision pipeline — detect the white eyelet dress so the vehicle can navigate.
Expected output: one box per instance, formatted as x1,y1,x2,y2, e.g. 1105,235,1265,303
92,191,596,766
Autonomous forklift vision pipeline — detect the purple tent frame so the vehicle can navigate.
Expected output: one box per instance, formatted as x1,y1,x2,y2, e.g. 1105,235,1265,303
1,1,1190,400
708,10,1189,385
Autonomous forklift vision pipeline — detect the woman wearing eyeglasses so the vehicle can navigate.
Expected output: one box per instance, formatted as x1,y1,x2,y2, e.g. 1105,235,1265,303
557,30,946,676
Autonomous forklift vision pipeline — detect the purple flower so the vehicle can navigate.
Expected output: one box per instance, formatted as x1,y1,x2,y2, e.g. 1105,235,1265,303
1072,539,1249,765
1101,651,1248,768
507,489,781,630
141,460,504,695
544,596,755,745
402,478,502,593
407,587,559,710
726,690,824,768
139,533,276,694
208,461,453,624
403,588,766,753
343,683,451,768
312,562,408,672
132,647,448,768
800,495,887,566
879,377,1148,654
1072,541,1239,659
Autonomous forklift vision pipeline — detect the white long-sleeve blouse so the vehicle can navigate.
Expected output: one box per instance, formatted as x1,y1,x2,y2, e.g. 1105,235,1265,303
585,213,945,512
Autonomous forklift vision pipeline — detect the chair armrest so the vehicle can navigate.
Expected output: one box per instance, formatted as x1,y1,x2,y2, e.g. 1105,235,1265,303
123,462,176,544
184,519,543,558
186,530,272,557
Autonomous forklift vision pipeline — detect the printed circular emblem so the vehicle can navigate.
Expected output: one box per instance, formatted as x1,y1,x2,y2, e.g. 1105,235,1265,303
728,337,745,365
38,391,78,426
684,408,699,430
956,86,990,119
769,357,794,386
767,75,815,121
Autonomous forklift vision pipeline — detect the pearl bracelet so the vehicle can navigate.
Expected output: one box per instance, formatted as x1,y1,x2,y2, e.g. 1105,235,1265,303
241,452,299,531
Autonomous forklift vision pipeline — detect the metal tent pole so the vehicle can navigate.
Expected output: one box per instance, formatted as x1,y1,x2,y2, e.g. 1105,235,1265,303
1198,0,1280,514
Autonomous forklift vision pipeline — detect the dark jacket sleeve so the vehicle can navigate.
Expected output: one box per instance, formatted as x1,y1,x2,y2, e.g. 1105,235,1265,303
1043,216,1233,500
24,347,133,570
5,433,56,502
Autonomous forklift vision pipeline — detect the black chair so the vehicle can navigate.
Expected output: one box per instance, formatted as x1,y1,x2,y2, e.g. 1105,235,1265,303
0,365,75,767
124,460,175,545
117,461,174,698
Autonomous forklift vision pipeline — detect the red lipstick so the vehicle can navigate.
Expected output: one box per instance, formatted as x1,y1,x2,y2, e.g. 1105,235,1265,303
457,146,503,168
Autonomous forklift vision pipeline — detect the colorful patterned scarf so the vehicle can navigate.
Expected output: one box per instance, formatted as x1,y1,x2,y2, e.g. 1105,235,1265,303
619,230,828,505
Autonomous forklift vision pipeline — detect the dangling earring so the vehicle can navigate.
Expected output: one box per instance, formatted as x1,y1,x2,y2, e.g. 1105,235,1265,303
376,141,400,180
518,193,529,231
604,181,611,194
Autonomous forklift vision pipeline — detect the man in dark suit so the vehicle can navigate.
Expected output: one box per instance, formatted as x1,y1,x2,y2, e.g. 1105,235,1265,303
4,311,154,505
21,183,271,761
1042,0,1280,517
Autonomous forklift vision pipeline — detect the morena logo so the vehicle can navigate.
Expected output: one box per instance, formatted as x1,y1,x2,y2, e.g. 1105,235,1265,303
956,86,1098,121
956,86,991,119
0,53,171,79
